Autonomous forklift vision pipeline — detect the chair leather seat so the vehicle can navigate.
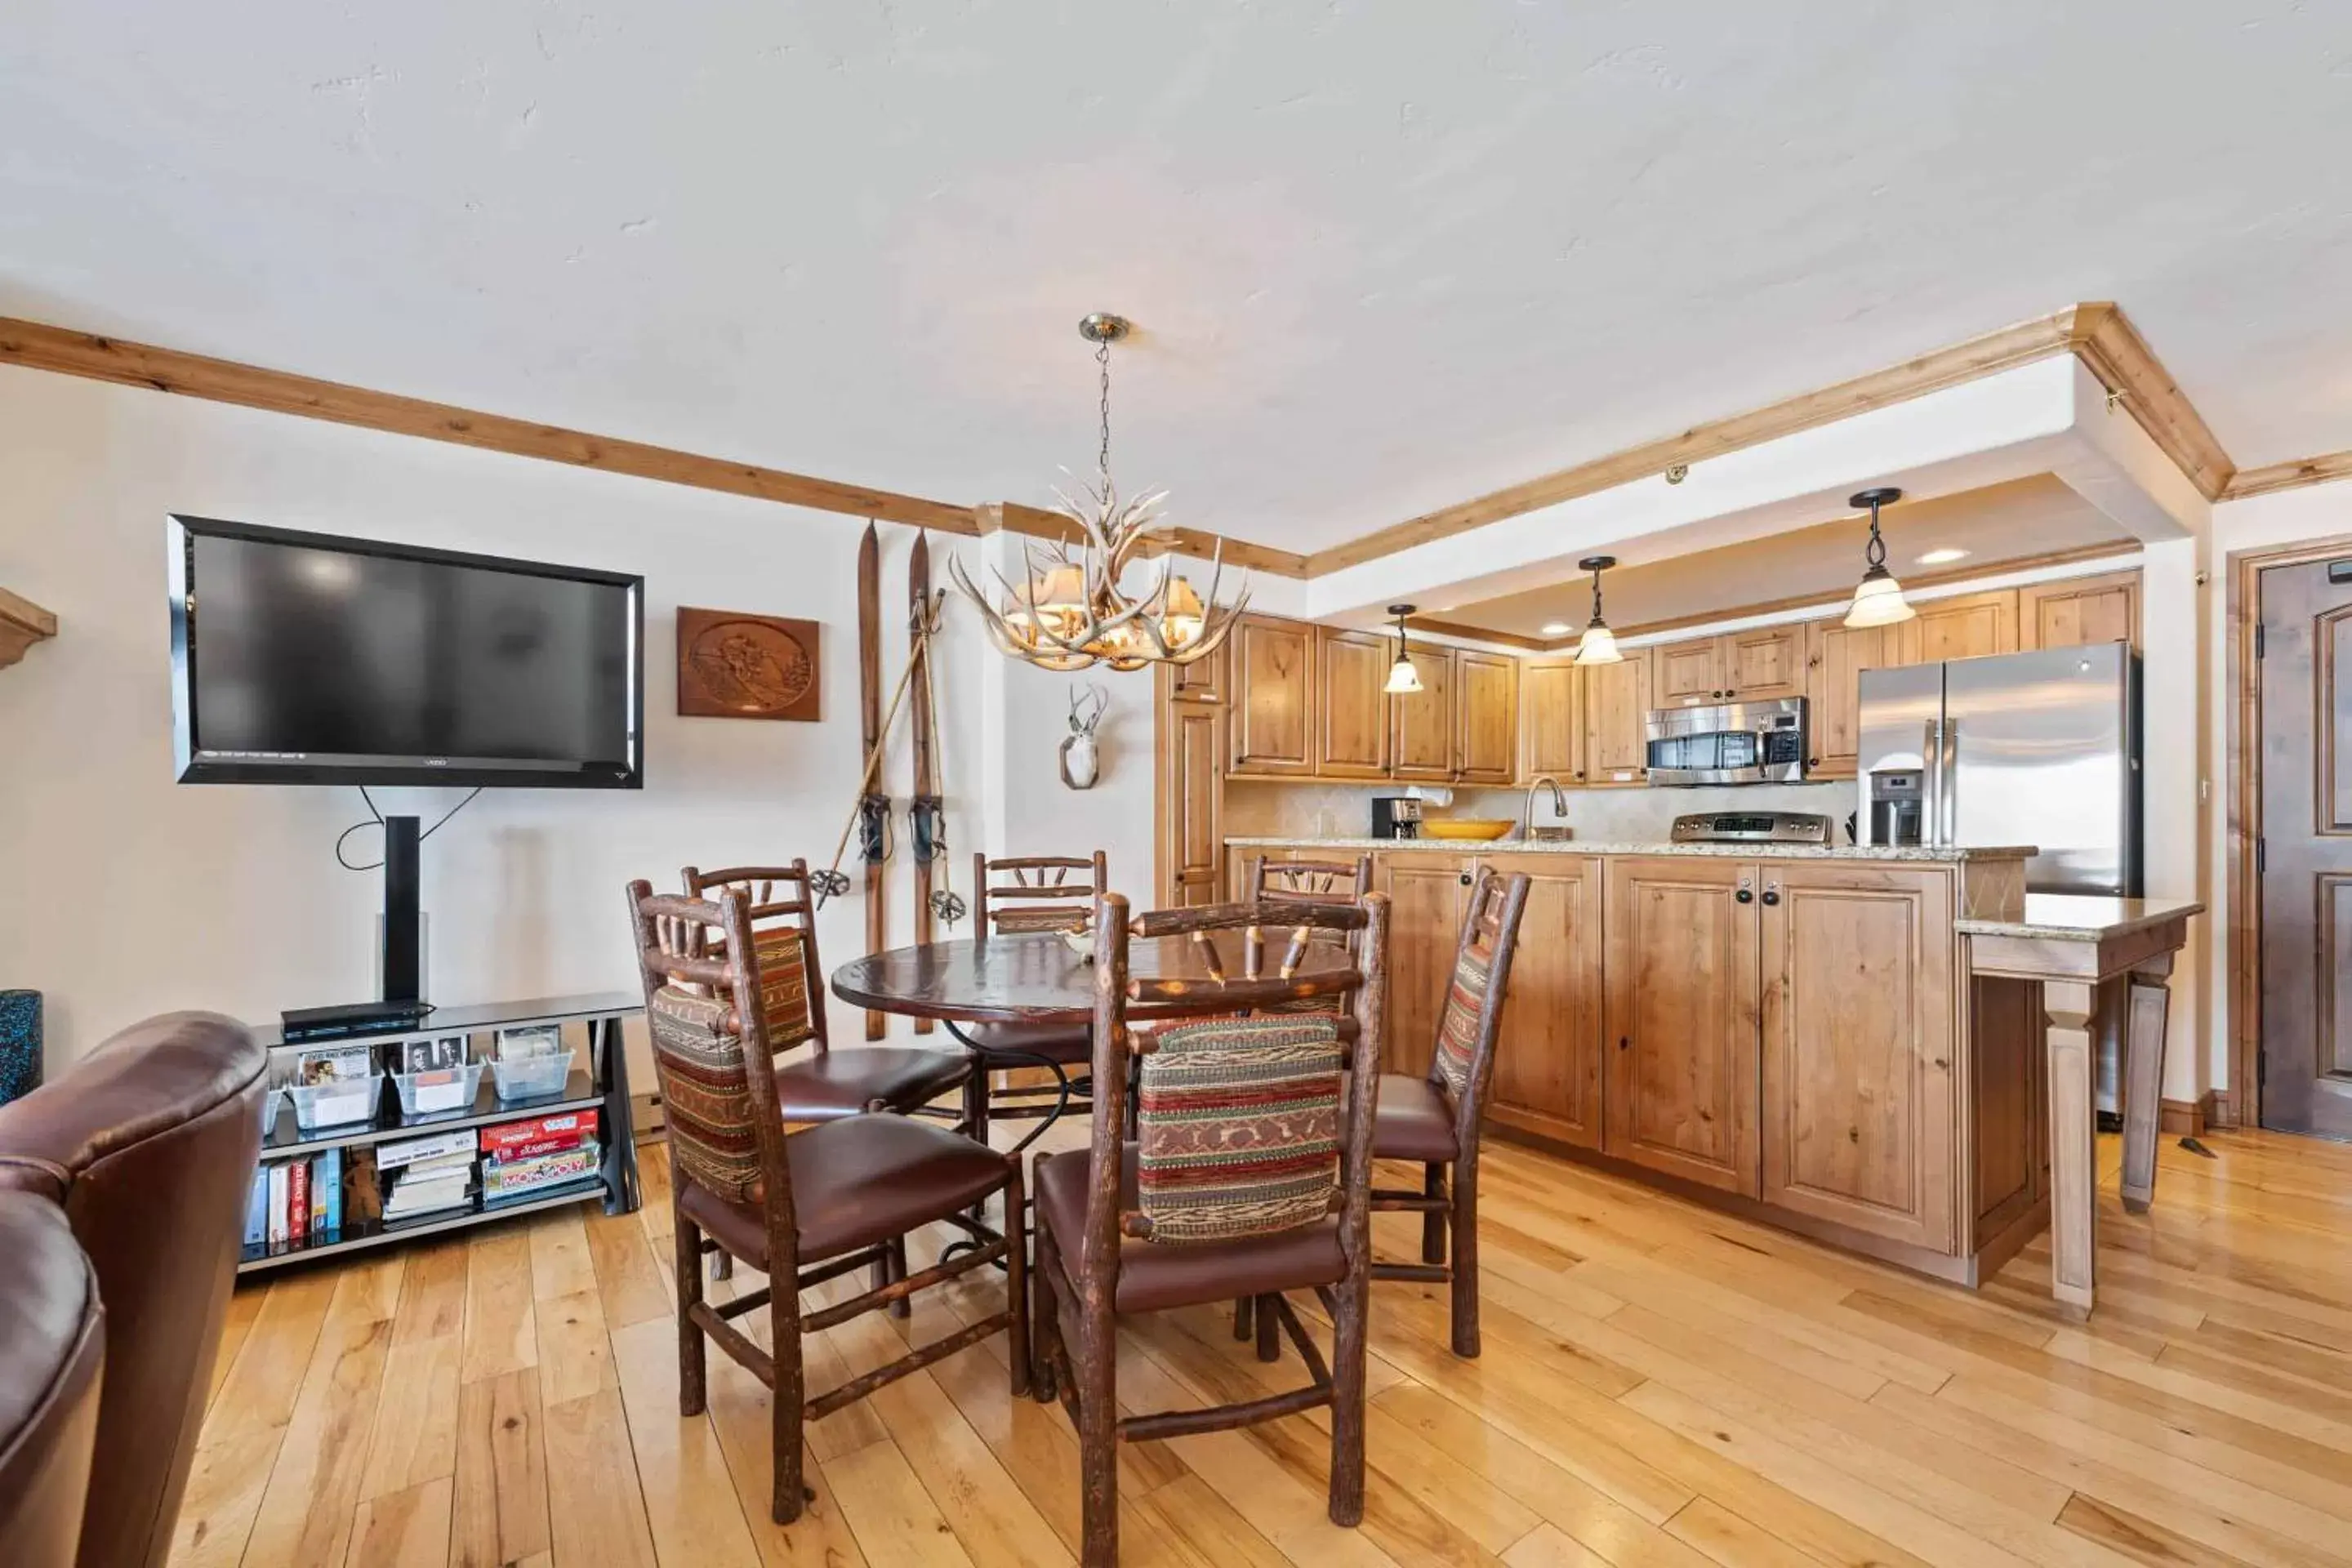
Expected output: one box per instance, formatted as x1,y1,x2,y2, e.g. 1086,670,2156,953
1370,1073,1459,1162
1035,1143,1348,1314
772,1046,969,1121
962,1018,1093,1067
677,1113,1007,1267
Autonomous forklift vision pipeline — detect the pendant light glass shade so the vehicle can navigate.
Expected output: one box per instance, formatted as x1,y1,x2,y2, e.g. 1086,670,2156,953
1570,555,1624,666
1383,604,1424,693
1842,488,1914,629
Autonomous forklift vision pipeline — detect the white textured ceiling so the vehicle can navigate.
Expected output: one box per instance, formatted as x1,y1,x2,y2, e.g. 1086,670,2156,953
4,4,2349,554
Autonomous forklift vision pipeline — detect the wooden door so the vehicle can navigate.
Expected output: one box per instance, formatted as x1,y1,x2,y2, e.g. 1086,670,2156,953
1227,617,1316,777
1520,661,1584,783
2020,571,2140,652
2257,559,2352,1138
1900,590,2017,666
1654,636,1725,706
1316,627,1392,778
1376,853,1471,1076
1603,857,1761,1195
1155,697,1225,907
1388,648,1456,782
1481,852,1604,1149
1724,624,1809,700
1453,651,1520,784
1757,865,1955,1250
1806,620,1898,780
1582,654,1652,785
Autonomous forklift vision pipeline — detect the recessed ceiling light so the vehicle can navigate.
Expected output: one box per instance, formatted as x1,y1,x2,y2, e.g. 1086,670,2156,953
1540,621,1574,636
1917,547,1970,566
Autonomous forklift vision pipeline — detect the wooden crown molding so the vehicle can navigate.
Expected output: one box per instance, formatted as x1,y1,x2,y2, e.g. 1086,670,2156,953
983,500,1311,578
2223,448,2352,501
0,586,58,670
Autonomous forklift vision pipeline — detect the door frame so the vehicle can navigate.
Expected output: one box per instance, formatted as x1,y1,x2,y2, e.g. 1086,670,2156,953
2228,531,2352,1131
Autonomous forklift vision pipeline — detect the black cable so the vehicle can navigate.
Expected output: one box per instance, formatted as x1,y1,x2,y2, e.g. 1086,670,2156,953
332,785,485,871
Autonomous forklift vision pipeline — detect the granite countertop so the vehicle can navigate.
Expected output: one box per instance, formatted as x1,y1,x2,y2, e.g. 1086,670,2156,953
1956,894,2205,941
1225,835,2038,864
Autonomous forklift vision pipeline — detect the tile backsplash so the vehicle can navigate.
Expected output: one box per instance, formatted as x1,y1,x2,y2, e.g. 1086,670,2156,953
1225,778,1860,844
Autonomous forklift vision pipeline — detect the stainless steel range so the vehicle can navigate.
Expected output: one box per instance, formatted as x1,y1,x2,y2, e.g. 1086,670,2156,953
1668,810,1831,845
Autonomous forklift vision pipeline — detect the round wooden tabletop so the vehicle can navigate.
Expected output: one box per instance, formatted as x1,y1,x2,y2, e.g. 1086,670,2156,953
828,932,1356,1026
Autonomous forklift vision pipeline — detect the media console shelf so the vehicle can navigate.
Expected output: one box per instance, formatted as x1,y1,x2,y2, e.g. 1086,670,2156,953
238,991,642,1276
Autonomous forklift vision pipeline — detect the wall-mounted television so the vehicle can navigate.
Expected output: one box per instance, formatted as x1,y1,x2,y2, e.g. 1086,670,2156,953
167,515,643,787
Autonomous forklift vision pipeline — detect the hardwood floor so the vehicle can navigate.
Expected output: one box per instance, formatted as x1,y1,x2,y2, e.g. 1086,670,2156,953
181,1125,2352,1567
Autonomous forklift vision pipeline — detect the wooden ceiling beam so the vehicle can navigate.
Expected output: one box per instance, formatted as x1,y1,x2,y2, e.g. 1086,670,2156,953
2065,303,2236,501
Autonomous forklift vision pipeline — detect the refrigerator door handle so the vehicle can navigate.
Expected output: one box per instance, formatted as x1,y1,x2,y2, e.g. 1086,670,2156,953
1941,719,1960,849
1923,719,1944,847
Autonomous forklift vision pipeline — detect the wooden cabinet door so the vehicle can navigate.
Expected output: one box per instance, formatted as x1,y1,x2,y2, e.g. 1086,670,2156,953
1519,661,1584,783
1581,654,1652,784
1757,865,1954,1250
1806,620,1898,781
1603,857,1761,1195
2020,571,2140,652
1388,648,1456,781
1453,651,1520,784
1166,635,1227,703
1316,627,1392,778
1900,590,2016,666
1375,853,1470,1076
1724,624,1808,700
1156,701,1225,906
1228,617,1316,777
1481,852,1603,1149
1654,636,1725,706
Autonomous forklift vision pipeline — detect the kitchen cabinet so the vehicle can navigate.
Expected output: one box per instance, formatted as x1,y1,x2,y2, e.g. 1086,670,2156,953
1758,863,1954,1250
1900,589,2016,666
1387,647,1456,782
1376,852,1471,1076
1519,660,1584,783
1154,677,1226,907
1602,856,1762,1195
1316,626,1392,778
1228,616,1317,777
2020,570,2140,652
1453,651,1520,785
1481,851,1604,1149
1167,634,1226,703
1806,621,1904,781
1582,653,1652,784
1654,636,1723,706
1723,624,1809,699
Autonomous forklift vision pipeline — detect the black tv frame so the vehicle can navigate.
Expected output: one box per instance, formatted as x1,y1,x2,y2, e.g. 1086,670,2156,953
167,514,645,789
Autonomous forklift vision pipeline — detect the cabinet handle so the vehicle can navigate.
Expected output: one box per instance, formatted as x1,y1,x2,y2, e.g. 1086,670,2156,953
1619,1036,1629,1051
1459,872,1473,887
1761,886,1781,906
1807,756,1820,768
1735,888,1754,904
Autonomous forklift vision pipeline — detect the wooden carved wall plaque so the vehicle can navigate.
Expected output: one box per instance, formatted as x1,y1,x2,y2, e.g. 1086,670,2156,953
676,608,820,721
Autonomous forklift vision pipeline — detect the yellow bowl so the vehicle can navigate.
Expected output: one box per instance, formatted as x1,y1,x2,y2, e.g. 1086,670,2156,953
1419,819,1516,841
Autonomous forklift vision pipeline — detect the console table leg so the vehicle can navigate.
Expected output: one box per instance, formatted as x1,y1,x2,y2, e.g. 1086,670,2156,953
2119,954,2175,1217
2044,979,2098,1312
599,1016,643,1217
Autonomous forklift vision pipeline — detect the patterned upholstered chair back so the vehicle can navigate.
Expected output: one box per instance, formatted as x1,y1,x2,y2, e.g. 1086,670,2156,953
972,851,1107,935
682,863,825,1055
1077,894,1389,1266
1425,868,1532,1116
625,881,793,1224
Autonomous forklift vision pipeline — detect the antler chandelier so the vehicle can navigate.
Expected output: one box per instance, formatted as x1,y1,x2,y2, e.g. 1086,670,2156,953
952,313,1248,672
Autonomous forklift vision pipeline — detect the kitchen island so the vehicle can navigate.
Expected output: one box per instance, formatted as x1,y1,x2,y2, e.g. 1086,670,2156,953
1227,835,2140,1298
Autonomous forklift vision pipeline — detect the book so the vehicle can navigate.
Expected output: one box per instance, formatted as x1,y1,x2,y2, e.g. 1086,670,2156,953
480,1109,599,1160
315,1147,342,1235
267,1164,290,1245
377,1127,479,1170
287,1158,309,1241
244,1169,268,1248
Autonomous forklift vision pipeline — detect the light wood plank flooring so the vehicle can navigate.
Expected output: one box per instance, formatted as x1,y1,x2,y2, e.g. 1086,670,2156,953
180,1125,2352,1567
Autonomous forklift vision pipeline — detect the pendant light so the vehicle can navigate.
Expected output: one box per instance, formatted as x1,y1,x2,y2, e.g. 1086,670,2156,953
1842,487,1915,629
1383,604,1424,694
1571,556,1624,666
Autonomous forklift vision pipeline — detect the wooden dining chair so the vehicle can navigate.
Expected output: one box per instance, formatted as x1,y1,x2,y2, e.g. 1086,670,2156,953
1031,892,1388,1567
1367,866,1530,1357
960,851,1111,1153
624,879,1028,1525
1243,853,1374,912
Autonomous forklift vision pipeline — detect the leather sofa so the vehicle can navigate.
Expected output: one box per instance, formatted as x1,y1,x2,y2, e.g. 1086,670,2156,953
0,1012,266,1568
0,1190,105,1568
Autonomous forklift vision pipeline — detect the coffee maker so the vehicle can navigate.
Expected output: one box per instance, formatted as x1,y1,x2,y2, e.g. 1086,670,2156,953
1370,796,1423,840
1866,768,1925,847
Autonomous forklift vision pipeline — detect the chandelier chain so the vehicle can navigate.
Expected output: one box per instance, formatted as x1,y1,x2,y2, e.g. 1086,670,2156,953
1096,335,1113,485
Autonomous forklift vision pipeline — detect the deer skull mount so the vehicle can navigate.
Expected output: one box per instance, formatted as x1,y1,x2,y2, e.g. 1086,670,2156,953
1059,683,1109,791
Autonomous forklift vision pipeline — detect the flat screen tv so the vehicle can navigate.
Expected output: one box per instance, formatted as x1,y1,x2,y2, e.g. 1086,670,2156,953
167,515,643,787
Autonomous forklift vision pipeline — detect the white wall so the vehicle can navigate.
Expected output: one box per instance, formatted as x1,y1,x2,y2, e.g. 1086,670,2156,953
0,366,994,1061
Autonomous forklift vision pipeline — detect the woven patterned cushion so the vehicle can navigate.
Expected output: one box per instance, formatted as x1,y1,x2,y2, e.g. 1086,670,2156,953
749,926,815,1049
647,985,764,1203
1136,1014,1343,1245
1432,945,1493,1098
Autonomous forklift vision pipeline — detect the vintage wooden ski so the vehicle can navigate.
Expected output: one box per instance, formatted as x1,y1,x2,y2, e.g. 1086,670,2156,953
857,522,888,1040
907,532,938,1035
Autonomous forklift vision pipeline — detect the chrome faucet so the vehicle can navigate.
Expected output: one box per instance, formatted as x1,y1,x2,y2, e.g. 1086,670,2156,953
1523,774,1569,840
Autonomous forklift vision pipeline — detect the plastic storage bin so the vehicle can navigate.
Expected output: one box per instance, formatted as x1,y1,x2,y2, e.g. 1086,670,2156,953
258,1085,283,1137
492,1048,577,1103
287,1074,384,1134
391,1062,486,1119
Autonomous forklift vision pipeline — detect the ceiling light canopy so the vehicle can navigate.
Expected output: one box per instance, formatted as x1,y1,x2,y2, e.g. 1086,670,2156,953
1383,604,1424,694
1572,556,1624,666
1842,488,1915,630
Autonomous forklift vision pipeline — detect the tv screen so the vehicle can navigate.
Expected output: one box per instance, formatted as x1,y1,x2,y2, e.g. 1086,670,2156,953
168,515,643,787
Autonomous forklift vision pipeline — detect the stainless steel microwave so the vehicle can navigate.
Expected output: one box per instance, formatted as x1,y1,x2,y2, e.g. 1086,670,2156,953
1644,697,1808,786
